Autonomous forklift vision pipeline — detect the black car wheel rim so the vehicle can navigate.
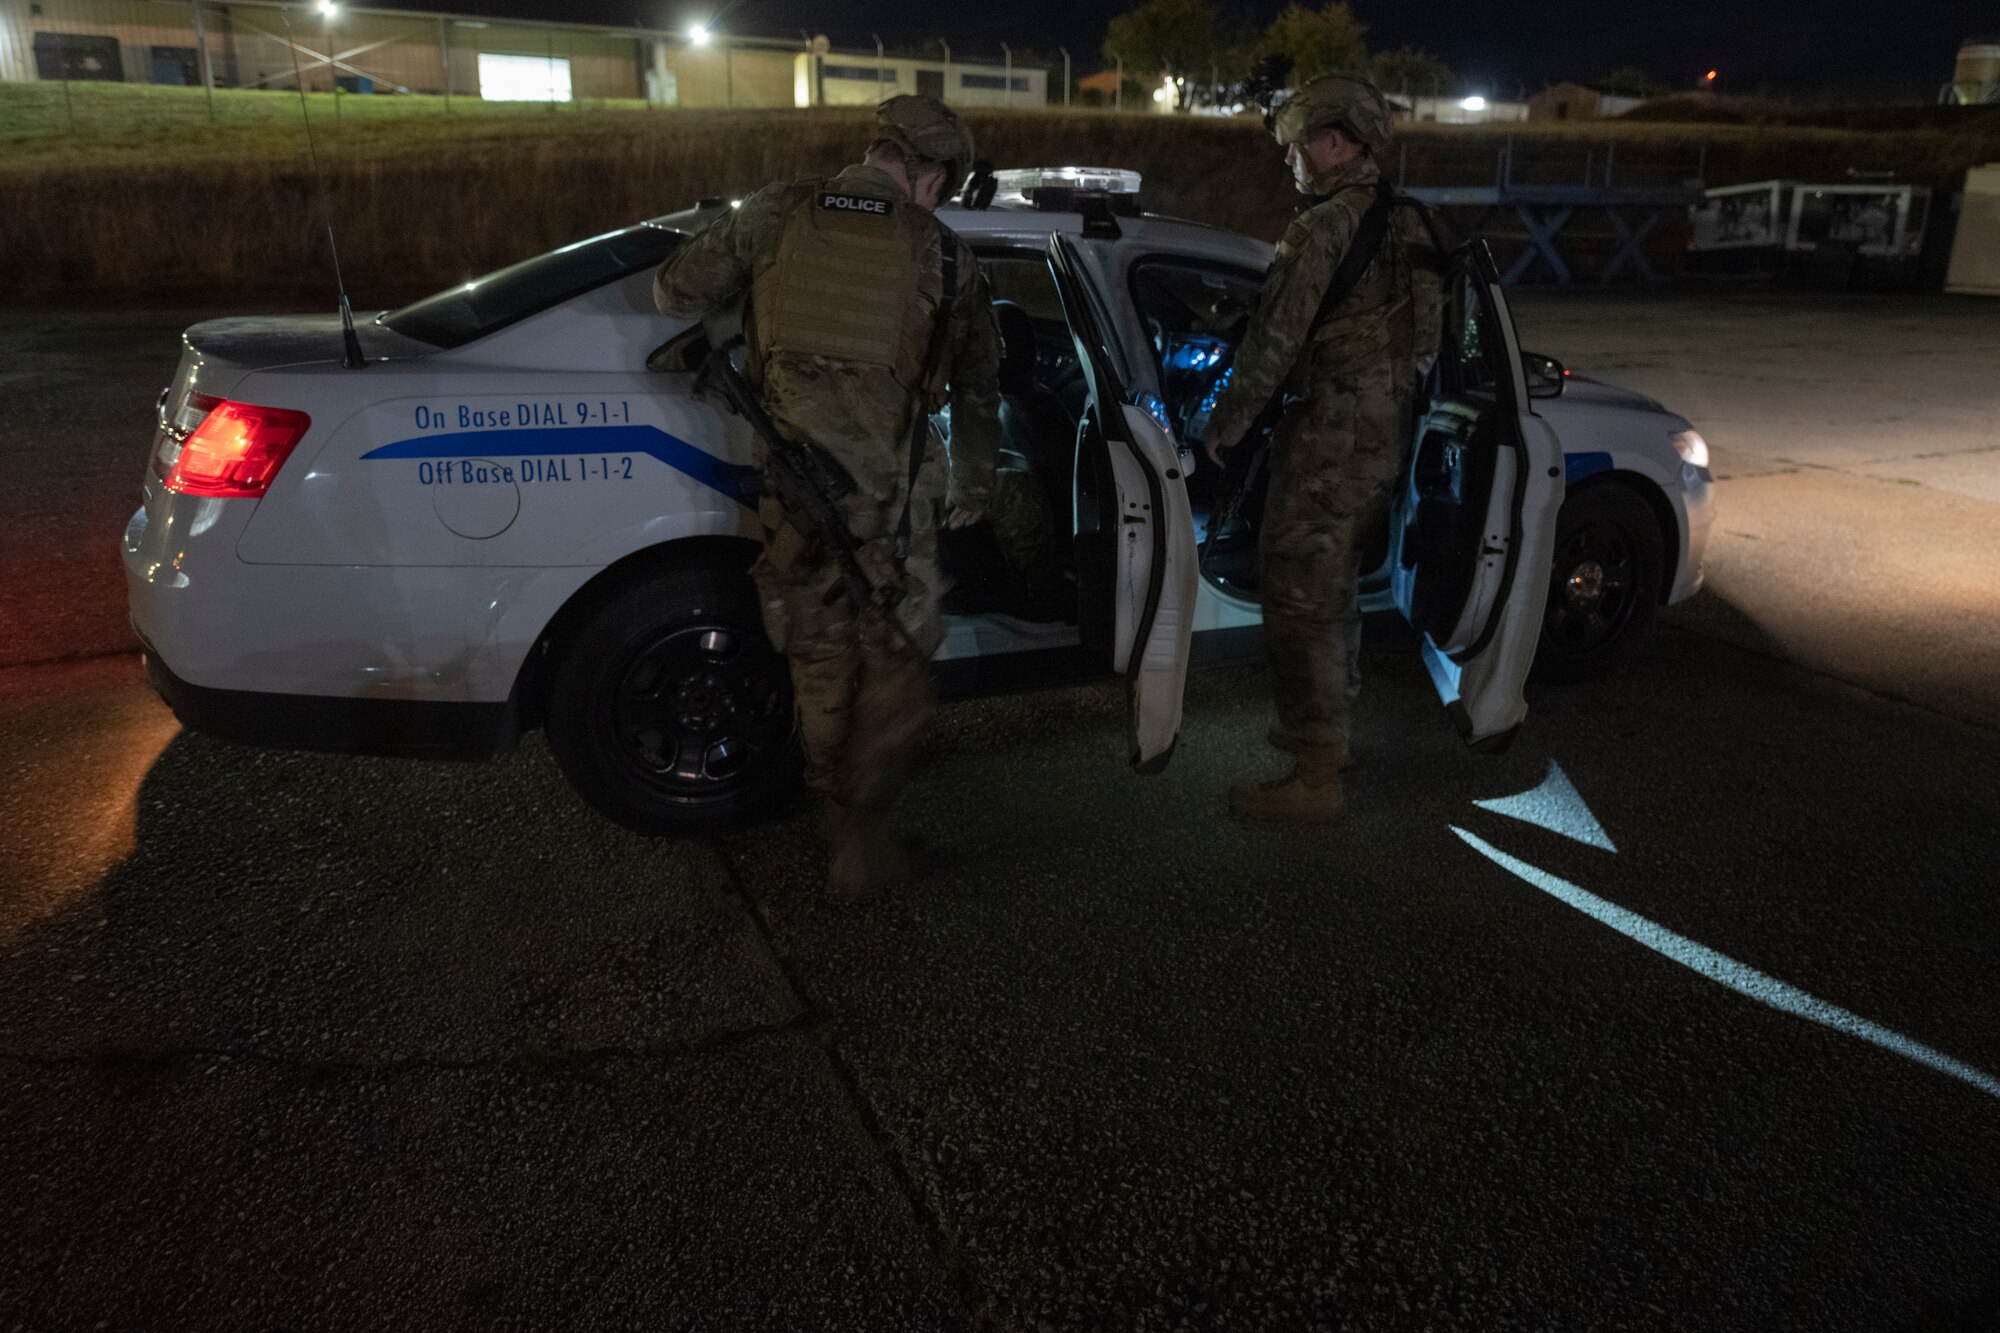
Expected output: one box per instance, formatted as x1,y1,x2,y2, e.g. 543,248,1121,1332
1544,521,1638,656
609,622,791,804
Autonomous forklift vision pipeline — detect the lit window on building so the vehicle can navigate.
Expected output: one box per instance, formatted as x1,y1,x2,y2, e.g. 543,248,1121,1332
477,53,572,102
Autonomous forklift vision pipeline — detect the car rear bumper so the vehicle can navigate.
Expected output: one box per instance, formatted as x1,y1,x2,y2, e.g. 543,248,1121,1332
140,638,518,762
122,491,538,704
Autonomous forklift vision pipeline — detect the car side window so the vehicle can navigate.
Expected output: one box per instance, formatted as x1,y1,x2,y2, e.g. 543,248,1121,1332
980,253,1066,323
1126,258,1264,440
976,250,1086,418
1442,266,1505,400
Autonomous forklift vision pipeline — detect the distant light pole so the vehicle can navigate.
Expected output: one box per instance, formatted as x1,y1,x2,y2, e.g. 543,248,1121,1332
55,32,74,135
873,32,885,94
1059,46,1071,108
1000,42,1013,108
437,16,451,113
687,20,728,107
1115,55,1124,112
938,38,951,101
191,0,216,122
322,1,339,126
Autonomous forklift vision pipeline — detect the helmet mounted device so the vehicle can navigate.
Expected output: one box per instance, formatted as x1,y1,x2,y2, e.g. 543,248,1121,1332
1238,52,1294,133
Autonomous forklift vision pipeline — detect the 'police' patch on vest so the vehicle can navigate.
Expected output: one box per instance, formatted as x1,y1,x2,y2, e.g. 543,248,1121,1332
819,191,893,217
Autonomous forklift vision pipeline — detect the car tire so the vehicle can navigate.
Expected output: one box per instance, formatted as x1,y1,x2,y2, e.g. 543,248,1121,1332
545,558,801,834
1533,482,1664,685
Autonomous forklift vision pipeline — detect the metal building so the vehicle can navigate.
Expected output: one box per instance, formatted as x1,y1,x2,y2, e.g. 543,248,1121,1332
0,0,1048,109
1526,82,1646,123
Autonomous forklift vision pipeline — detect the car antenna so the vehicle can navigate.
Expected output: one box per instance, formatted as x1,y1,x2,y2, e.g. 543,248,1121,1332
283,11,367,370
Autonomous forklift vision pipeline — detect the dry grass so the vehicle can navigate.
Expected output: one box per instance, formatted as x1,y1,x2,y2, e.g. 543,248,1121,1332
0,78,648,162
4,84,1996,304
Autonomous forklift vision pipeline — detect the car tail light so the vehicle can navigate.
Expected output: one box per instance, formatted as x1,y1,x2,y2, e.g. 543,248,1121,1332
160,398,312,498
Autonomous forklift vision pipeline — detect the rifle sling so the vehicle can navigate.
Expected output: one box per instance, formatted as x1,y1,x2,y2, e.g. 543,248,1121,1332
1202,180,1407,561
1306,178,1398,359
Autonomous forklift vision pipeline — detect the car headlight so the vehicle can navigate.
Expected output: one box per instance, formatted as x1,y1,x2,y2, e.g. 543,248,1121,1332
1671,429,1709,470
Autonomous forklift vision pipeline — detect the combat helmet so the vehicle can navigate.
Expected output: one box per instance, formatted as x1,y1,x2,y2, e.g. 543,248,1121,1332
875,94,975,186
1271,73,1393,153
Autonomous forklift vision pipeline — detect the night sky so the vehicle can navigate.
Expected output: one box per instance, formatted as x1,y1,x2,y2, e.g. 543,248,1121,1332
374,0,1988,99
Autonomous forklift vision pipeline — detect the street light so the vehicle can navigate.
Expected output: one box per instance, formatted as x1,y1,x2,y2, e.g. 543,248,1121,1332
688,23,711,47
317,0,337,15
1460,94,1487,111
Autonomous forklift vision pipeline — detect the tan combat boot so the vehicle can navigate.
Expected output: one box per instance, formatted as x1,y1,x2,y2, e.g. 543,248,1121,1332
1229,745,1347,825
822,799,874,907
823,800,921,907
1265,725,1355,771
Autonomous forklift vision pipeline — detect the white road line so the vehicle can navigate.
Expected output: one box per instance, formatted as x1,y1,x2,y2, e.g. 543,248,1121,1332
1450,825,2000,1102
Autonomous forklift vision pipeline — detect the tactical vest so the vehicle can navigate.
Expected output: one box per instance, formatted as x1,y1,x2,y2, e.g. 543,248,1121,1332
752,179,940,393
1297,186,1442,385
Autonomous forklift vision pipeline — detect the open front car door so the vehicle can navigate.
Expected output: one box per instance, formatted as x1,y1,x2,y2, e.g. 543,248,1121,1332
1046,233,1199,773
1389,243,1564,752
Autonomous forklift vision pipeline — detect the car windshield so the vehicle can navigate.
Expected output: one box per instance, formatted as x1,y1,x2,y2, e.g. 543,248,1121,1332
380,224,683,349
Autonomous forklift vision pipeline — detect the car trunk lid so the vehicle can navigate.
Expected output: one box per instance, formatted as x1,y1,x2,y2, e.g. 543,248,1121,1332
182,313,432,372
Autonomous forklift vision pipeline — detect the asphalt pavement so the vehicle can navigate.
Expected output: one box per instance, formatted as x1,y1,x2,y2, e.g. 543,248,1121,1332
2,292,1998,1330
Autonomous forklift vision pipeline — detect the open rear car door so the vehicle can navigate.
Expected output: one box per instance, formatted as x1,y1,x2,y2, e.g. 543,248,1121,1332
1046,233,1199,773
1389,242,1564,752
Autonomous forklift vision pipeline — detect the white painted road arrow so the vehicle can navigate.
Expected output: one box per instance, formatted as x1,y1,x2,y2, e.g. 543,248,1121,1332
1462,762,1998,1102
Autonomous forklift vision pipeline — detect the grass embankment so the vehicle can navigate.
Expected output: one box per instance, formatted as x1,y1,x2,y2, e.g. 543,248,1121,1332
0,78,648,162
3,82,1997,304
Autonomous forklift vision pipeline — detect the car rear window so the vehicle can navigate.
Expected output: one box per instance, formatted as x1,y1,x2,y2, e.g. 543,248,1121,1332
380,224,684,349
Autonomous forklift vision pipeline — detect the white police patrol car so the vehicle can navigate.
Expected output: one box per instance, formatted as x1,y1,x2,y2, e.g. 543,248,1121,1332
124,167,1713,832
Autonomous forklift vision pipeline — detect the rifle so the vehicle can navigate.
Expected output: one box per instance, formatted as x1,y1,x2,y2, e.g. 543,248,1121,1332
1200,406,1275,563
700,345,927,659
1200,177,1409,563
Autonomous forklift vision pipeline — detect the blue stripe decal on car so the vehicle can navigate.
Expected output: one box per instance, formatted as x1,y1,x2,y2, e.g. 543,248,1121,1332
362,426,753,506
1565,451,1613,485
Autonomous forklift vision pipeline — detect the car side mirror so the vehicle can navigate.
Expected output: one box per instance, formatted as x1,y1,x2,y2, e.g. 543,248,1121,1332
1523,351,1566,400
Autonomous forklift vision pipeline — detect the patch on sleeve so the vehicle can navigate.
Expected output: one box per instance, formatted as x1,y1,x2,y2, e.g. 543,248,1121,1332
818,191,894,217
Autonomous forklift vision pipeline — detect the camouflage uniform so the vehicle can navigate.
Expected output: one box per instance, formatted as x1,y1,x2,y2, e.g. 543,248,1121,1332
986,464,1059,589
1204,75,1442,816
653,102,1000,894
938,397,1062,600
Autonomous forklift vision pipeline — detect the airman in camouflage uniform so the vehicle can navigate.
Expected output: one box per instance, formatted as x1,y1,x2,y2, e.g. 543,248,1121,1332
1202,74,1443,825
653,96,1002,901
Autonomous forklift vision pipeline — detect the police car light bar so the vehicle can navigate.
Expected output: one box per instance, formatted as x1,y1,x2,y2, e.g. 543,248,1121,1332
992,167,1142,197
992,168,1145,222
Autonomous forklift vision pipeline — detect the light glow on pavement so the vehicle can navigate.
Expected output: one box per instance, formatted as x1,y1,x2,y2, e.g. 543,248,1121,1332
1452,825,2000,1102
1472,760,1617,852
0,666,180,941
